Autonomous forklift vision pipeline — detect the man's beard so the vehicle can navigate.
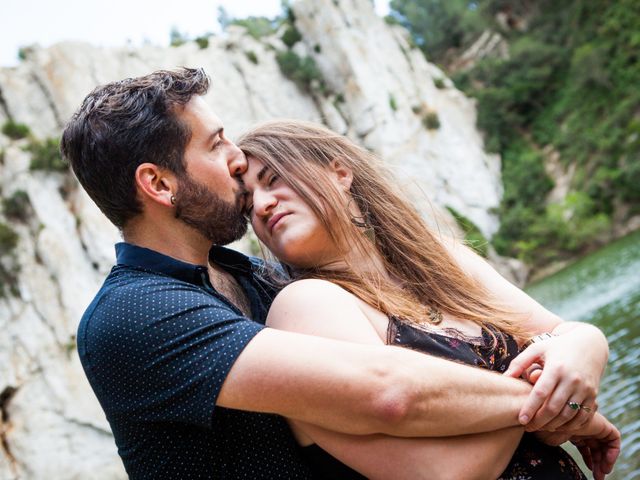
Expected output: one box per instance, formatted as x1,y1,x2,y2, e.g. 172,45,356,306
174,173,248,245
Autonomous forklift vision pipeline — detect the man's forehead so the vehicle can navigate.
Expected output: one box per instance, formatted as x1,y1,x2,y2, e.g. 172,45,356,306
182,96,223,132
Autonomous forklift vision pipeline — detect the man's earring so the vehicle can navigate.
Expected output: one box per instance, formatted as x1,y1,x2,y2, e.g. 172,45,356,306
170,195,176,205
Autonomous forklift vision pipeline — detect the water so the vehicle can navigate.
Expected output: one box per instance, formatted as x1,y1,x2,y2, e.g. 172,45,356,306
526,230,640,480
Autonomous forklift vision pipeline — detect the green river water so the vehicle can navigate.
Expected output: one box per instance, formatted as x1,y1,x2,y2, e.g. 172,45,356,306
526,230,640,480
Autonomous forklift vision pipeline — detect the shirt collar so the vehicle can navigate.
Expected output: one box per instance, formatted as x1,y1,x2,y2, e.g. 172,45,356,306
115,242,256,284
115,242,207,285
209,245,258,275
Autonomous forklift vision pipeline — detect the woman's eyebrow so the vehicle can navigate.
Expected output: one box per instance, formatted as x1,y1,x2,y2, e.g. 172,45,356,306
256,165,269,182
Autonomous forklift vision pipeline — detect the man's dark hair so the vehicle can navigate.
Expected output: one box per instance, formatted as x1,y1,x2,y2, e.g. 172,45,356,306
61,67,210,228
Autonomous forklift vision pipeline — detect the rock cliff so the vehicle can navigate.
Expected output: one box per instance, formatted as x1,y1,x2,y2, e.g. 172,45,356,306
0,0,508,477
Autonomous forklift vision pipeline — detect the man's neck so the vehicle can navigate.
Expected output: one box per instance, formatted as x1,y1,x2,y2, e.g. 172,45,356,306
123,218,211,266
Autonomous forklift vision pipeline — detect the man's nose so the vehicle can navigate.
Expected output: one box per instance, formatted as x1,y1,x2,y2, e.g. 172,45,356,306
228,143,247,176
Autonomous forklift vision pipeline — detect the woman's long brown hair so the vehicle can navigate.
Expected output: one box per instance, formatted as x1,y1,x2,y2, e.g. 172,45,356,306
237,120,527,344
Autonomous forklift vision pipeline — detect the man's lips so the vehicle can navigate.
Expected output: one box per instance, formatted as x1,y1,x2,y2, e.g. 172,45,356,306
267,212,289,233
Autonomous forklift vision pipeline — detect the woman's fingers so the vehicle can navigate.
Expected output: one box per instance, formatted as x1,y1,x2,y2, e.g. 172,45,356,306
542,391,588,431
521,368,581,431
555,398,597,431
526,365,543,384
504,344,542,379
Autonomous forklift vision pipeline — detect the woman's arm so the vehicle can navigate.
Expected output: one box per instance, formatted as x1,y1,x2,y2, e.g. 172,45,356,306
444,241,609,431
266,278,524,479
302,423,523,480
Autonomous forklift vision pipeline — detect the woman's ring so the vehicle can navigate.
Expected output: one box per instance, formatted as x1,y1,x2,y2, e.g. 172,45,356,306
567,401,592,412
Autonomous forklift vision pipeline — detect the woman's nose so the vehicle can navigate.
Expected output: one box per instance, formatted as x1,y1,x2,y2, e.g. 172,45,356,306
253,190,277,217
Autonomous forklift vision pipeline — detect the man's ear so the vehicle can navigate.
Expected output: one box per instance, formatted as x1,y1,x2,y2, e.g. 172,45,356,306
135,163,177,207
329,159,354,191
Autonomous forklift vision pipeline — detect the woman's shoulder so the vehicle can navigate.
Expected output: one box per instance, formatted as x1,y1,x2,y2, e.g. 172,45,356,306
266,279,384,344
278,278,353,298
270,278,360,319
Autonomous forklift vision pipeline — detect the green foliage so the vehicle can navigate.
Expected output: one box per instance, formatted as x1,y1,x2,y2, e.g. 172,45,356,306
433,77,446,89
395,0,640,268
472,38,566,153
446,207,489,257
506,193,611,264
388,94,398,112
276,50,324,92
2,191,31,222
422,111,440,130
17,45,36,61
384,15,401,26
492,143,554,259
314,44,322,53
332,93,346,111
0,222,18,256
26,138,67,172
0,221,20,297
169,27,188,47
281,25,302,48
231,16,278,39
389,0,485,61
64,335,77,357
245,50,259,64
2,120,30,140
194,36,209,50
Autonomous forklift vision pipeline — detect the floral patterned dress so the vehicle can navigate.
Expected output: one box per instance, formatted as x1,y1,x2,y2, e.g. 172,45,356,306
387,317,587,480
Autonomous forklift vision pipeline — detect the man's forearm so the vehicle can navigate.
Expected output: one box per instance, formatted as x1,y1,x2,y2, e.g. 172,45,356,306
218,329,532,437
369,344,532,437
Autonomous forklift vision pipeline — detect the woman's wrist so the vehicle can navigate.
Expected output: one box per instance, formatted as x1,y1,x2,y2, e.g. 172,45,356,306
552,322,609,363
523,332,557,348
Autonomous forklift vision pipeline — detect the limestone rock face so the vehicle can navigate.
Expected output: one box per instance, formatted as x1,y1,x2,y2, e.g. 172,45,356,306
0,1,508,477
293,0,502,235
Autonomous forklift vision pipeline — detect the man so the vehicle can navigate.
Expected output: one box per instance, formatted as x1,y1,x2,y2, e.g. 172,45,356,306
61,68,544,478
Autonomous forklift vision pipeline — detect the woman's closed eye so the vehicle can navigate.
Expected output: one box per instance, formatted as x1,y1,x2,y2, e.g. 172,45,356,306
267,172,279,187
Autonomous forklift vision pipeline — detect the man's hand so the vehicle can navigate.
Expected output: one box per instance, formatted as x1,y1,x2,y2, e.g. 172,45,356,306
572,429,621,480
535,413,620,480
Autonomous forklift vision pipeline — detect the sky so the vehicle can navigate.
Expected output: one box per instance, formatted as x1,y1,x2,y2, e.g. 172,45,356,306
0,0,390,67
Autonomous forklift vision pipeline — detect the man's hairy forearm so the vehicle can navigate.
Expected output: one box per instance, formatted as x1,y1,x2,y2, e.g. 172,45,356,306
364,345,532,437
218,329,531,437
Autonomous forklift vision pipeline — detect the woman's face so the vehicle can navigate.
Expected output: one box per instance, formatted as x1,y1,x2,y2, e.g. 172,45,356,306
241,155,341,268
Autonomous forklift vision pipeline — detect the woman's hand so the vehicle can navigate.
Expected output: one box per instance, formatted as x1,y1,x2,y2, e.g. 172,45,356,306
504,323,608,432
535,413,620,480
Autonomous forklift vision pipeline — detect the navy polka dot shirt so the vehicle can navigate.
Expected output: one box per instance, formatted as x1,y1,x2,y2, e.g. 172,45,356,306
78,243,313,479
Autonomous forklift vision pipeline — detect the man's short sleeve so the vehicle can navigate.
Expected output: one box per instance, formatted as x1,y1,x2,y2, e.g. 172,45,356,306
79,276,265,428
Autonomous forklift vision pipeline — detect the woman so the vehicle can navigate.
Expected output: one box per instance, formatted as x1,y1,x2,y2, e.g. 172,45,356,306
237,120,620,479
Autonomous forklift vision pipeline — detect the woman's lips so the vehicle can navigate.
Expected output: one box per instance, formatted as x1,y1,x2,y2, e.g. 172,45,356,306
267,212,290,234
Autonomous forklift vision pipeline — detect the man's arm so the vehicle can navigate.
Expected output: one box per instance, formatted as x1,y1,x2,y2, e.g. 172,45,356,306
217,279,532,437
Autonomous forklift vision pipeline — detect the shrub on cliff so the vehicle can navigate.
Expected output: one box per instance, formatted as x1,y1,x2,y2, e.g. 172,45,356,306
26,138,68,172
2,120,30,140
2,190,32,222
